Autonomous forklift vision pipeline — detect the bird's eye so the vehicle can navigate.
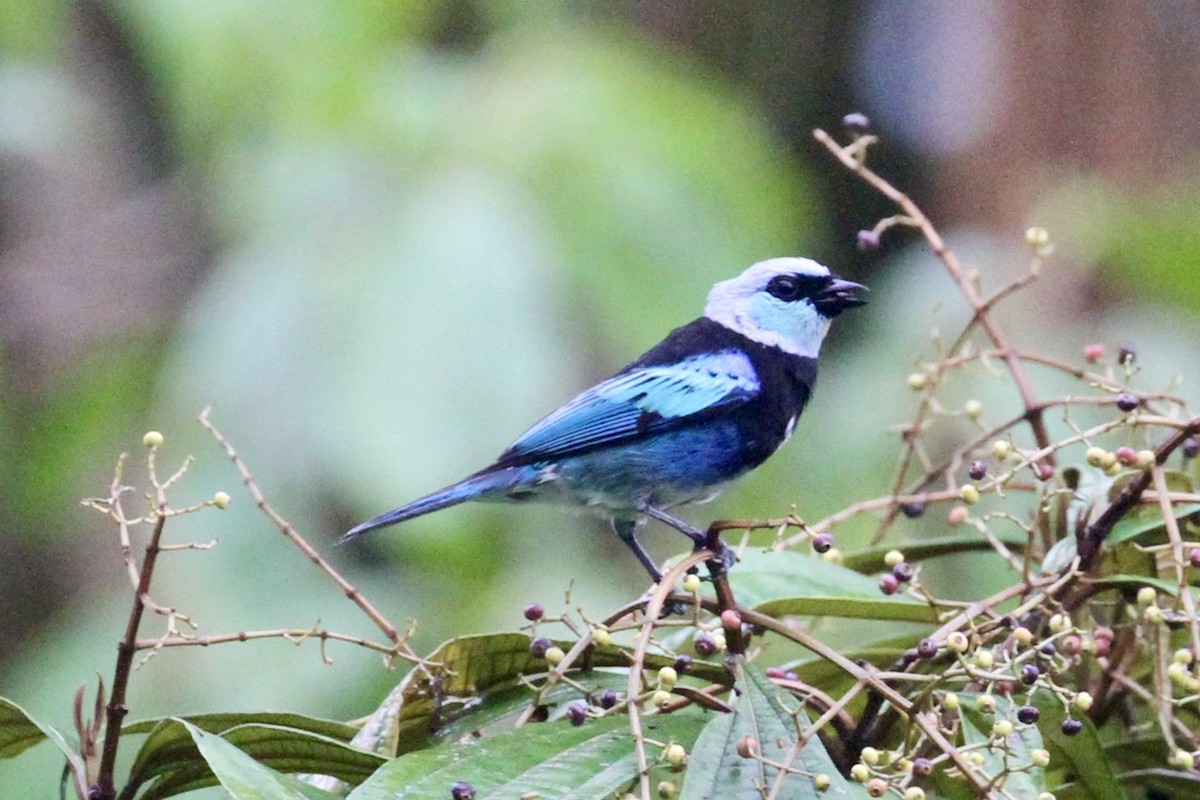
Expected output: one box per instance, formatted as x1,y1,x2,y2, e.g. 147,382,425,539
766,273,829,302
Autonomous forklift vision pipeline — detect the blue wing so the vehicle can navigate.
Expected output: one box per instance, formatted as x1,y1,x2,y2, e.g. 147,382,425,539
497,350,760,464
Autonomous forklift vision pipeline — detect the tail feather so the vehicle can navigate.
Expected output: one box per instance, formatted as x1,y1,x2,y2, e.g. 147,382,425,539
339,466,533,544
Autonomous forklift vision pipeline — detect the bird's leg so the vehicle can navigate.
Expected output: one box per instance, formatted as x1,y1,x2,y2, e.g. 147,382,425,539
636,503,737,579
612,518,664,584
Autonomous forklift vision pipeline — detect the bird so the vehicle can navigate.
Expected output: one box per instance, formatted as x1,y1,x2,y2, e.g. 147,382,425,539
342,257,866,583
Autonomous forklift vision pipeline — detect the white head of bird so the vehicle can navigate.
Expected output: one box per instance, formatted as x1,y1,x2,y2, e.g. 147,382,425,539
703,257,863,358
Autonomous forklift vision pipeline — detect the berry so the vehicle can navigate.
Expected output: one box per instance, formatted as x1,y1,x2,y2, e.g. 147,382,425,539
842,112,870,131
1135,449,1156,468
1074,691,1093,711
976,694,997,714
1191,548,1200,569
904,788,926,800
1034,461,1055,481
673,655,693,674
993,719,1014,737
1178,648,1197,666
884,549,905,567
591,626,611,647
766,666,786,679
1137,586,1158,606
907,372,927,391
682,574,702,593
1017,705,1040,724
1061,635,1083,656
656,666,678,690
544,646,565,665
657,780,676,799
1174,749,1195,769
992,439,1013,459
968,460,987,480
947,506,969,525
1115,446,1138,466
942,692,960,710
1115,392,1139,412
142,431,164,448
811,533,834,553
567,701,588,726
960,484,981,505
652,689,672,707
1031,748,1051,767
1048,613,1069,633
866,778,888,797
736,735,759,759
1025,227,1050,247
1185,437,1200,459
892,562,915,583
663,743,687,766
1061,718,1083,736
964,399,983,419
212,491,231,510
530,705,549,722
879,573,900,595
856,230,881,252
600,689,618,709
946,631,969,652
850,764,870,782
973,649,994,669
720,609,742,630
1038,642,1057,659
813,773,831,791
1093,626,1114,642
1117,342,1136,365
451,781,476,800
529,636,552,658
900,501,926,518
860,746,880,765
917,638,938,659
912,757,933,776
1085,446,1107,467
1084,343,1105,363
523,603,544,621
1013,626,1034,646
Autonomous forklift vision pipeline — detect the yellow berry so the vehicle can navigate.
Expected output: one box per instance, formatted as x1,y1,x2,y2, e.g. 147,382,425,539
907,372,927,391
1025,226,1050,247
1013,626,1034,646
544,646,565,665
1174,749,1195,769
973,650,994,669
1174,648,1195,665
1145,605,1165,624
212,491,231,510
591,627,611,647
993,719,1013,737
861,746,880,765
682,574,701,593
657,666,678,690
850,764,870,782
975,694,997,714
904,789,926,800
1048,613,1069,633
813,773,831,791
964,399,983,419
1135,449,1156,469
1074,692,1093,711
946,632,969,653
657,780,676,799
884,549,905,567
1137,586,1158,606
1036,793,1056,800
822,548,844,565
1031,748,1050,767
712,633,727,652
1104,460,1122,476
992,440,1013,460
142,430,164,448
960,484,980,505
652,689,672,707
663,743,687,766
969,752,986,767
942,692,959,710
1167,662,1189,684
1085,446,1107,468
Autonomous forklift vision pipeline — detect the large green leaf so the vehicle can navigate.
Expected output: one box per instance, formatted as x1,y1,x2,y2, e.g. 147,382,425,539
0,697,49,760
842,531,1028,573
680,662,862,799
727,549,917,610
179,719,339,800
348,713,706,800
126,719,383,800
124,711,357,739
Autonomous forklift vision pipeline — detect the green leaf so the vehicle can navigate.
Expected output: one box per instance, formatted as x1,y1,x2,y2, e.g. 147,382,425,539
727,549,913,609
1028,690,1123,800
347,713,705,800
841,531,1029,573
351,632,729,758
179,719,339,800
1108,503,1200,545
755,596,938,623
957,695,1046,797
124,712,357,739
127,719,383,800
0,697,49,760
680,662,861,799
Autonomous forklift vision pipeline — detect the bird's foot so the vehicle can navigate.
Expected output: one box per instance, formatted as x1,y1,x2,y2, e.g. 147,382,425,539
695,541,736,580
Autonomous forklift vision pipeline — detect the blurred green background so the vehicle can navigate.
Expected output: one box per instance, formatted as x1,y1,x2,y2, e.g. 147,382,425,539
3,2,1200,796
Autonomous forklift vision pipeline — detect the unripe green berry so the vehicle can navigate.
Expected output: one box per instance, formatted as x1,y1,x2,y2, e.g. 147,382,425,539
1085,446,1107,468
1031,748,1051,767
1074,691,1093,711
992,719,1014,737
860,746,881,765
1048,613,1069,633
975,694,997,714
973,650,994,669
992,440,1013,460
942,692,959,710
142,430,164,448
906,372,927,391
657,666,678,690
884,549,905,567
1103,459,1121,476
968,752,986,766
1167,661,1189,684
850,763,870,782
663,743,686,766
960,484,980,505
813,773,831,791
1174,648,1195,665
964,399,983,419
821,548,844,565
682,574,701,593
1174,749,1195,769
1145,605,1165,624
652,689,672,707
212,491,231,510
946,631,969,653
657,780,676,798
1137,586,1157,606
544,646,565,665
591,627,611,647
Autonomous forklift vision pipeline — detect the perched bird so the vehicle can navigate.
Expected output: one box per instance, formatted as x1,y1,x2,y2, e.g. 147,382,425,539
342,258,866,582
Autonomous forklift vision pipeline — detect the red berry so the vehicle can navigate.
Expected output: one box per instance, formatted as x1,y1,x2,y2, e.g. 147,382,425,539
1190,548,1200,569
524,603,544,621
766,666,787,679
1115,446,1138,466
1084,343,1105,363
879,573,900,595
1034,462,1055,481
856,229,881,252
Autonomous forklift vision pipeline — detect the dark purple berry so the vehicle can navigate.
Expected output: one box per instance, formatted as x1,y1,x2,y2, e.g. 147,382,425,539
451,780,476,800
1017,705,1040,724
811,533,834,553
1115,392,1139,412
694,633,717,657
1118,342,1136,365
531,705,549,722
1061,718,1083,736
917,638,938,659
1021,663,1040,685
892,562,915,583
674,655,693,674
524,603,544,622
912,757,933,777
1190,548,1200,569
842,112,870,131
856,229,881,252
600,689,618,709
530,636,552,658
879,573,900,595
1039,642,1057,658
901,501,926,519
968,459,988,481
567,701,588,726
1184,437,1200,459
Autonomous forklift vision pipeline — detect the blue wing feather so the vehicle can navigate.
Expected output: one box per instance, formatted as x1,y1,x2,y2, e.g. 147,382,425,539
498,350,759,463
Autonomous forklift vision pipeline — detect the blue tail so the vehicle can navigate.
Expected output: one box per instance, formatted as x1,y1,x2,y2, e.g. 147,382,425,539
339,466,534,544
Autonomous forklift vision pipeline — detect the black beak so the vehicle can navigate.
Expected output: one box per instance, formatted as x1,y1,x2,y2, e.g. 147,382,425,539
814,277,868,316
